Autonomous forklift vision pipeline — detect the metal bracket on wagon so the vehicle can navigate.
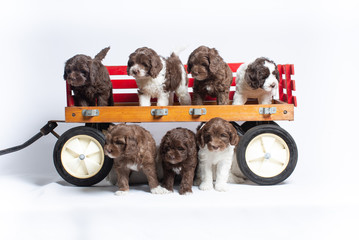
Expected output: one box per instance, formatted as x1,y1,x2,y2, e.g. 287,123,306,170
259,107,277,115
189,108,207,116
151,108,168,116
82,109,100,117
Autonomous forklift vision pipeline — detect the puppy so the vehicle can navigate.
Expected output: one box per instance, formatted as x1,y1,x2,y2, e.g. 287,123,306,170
232,57,279,105
187,46,233,105
104,124,169,195
64,47,114,106
127,47,191,106
196,117,239,191
159,128,197,195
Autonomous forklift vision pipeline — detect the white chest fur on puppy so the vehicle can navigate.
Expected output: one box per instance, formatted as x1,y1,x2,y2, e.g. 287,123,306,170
233,58,279,105
197,145,235,192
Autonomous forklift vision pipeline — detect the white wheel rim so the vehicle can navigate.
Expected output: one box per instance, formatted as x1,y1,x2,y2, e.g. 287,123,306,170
61,135,104,179
245,133,290,178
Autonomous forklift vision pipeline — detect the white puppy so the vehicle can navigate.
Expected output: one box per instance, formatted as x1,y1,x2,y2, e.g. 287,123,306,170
233,57,279,105
196,118,240,192
127,47,191,106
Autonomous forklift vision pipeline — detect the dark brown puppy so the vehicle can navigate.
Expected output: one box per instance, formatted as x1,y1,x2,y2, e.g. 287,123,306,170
64,47,114,106
104,124,169,195
159,128,197,195
187,46,233,105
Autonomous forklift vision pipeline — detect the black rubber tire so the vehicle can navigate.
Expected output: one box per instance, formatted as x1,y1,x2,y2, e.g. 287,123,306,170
53,126,113,186
240,121,278,133
236,124,298,185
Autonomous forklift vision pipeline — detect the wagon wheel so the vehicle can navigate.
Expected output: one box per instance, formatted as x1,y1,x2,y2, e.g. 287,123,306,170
236,124,298,185
240,121,278,133
53,126,113,186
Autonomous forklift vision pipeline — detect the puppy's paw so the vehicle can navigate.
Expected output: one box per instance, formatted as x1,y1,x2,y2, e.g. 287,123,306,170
214,182,228,192
115,190,129,196
199,181,213,191
179,188,193,195
151,185,171,194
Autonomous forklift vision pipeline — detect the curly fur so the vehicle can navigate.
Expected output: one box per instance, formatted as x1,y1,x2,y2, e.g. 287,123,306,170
63,47,113,106
104,124,169,195
187,46,232,105
159,128,198,195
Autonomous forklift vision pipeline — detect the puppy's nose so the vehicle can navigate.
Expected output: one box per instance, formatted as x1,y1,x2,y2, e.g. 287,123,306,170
131,69,139,76
209,144,219,150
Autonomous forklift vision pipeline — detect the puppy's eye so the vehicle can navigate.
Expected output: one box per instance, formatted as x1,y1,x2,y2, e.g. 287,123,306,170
177,147,185,151
220,134,228,138
115,141,124,145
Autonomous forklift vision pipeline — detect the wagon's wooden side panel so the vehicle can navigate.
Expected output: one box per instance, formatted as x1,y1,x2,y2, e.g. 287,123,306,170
65,103,294,123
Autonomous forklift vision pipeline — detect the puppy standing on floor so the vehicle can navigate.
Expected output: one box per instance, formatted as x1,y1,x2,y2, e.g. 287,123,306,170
63,47,114,106
159,128,197,195
187,46,233,105
127,47,191,106
233,57,279,105
104,124,169,195
196,118,240,192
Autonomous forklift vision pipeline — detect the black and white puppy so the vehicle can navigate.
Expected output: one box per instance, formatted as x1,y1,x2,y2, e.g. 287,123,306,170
233,57,279,105
127,47,191,106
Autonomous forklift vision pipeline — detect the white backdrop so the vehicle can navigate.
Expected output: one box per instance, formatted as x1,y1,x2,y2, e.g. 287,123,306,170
1,0,359,239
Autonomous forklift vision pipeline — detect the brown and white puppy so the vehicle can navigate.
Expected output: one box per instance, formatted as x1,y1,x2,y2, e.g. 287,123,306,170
104,124,169,195
196,118,240,191
233,57,279,105
187,46,233,105
159,128,197,195
127,47,191,106
64,47,114,106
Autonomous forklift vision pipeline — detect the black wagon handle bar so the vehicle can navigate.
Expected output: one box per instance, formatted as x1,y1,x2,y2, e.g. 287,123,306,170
0,121,58,156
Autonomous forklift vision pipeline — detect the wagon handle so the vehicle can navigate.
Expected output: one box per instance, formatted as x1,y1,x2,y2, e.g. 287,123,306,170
0,121,58,156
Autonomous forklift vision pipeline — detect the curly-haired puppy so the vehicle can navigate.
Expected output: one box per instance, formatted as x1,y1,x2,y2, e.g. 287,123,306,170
64,47,114,106
104,124,169,195
196,118,240,191
159,128,197,195
233,57,279,105
127,47,191,106
187,46,233,105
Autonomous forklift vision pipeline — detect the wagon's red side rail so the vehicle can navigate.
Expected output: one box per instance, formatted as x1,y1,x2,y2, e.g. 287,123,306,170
278,64,297,107
66,63,296,107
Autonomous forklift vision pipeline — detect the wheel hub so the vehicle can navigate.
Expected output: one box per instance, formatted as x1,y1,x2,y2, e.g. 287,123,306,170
264,153,271,159
79,154,86,160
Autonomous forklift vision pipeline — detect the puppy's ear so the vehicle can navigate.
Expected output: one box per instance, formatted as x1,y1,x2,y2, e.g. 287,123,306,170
186,52,195,73
149,54,163,78
228,125,240,146
245,63,260,89
196,127,205,148
125,136,137,155
208,48,222,75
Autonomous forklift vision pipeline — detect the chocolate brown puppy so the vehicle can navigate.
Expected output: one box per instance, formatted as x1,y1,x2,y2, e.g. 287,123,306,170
104,124,169,195
64,47,113,106
159,128,197,195
187,46,232,105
